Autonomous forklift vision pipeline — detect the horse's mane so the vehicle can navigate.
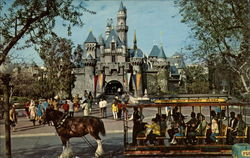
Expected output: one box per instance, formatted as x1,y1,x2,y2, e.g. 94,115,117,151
47,108,63,118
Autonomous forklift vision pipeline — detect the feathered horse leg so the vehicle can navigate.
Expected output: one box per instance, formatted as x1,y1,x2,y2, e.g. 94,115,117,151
59,137,74,158
95,139,104,158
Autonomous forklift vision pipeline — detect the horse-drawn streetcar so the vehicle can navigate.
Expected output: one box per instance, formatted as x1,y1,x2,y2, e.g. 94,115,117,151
121,94,250,157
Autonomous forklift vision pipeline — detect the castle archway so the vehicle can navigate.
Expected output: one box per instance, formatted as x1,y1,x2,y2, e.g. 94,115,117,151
104,80,123,95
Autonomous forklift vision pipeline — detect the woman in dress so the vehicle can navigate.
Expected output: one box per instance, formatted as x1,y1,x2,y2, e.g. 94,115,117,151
29,99,37,126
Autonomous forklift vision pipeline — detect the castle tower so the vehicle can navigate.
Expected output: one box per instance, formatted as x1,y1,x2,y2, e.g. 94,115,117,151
105,19,112,39
131,49,144,97
116,2,128,46
99,35,105,62
85,31,97,59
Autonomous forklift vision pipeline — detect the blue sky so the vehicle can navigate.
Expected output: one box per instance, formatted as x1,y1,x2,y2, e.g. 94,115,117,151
11,0,191,65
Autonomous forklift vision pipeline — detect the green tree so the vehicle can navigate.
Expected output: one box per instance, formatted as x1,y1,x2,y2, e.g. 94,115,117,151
0,0,95,65
39,37,75,99
176,0,250,95
185,65,209,94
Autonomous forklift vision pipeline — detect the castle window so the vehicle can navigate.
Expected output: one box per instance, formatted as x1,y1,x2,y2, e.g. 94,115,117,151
112,55,116,62
111,42,115,50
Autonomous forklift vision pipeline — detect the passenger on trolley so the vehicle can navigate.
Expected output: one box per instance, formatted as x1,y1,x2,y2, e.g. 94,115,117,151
227,112,238,144
186,112,198,144
209,118,219,143
145,118,160,145
170,114,186,145
234,114,246,136
196,114,208,136
165,106,172,122
159,114,167,136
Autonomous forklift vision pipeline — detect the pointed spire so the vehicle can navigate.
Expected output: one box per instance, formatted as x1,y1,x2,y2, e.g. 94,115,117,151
158,46,167,59
119,1,125,11
149,45,160,57
133,30,137,50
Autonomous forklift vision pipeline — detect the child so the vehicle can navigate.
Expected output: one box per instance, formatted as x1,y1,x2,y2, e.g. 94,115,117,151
145,118,160,145
112,101,118,120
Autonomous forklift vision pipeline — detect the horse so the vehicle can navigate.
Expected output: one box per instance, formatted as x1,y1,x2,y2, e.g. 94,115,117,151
42,108,106,157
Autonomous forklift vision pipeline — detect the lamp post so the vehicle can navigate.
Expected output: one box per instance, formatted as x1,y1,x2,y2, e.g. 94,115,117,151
0,59,14,158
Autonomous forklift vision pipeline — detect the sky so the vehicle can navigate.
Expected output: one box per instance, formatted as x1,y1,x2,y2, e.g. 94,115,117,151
9,0,191,65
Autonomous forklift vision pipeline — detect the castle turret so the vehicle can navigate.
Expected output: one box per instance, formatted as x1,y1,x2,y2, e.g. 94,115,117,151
105,18,112,39
116,1,128,46
84,31,97,59
99,35,105,62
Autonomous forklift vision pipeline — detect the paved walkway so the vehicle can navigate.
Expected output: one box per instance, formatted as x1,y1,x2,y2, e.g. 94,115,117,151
0,104,133,138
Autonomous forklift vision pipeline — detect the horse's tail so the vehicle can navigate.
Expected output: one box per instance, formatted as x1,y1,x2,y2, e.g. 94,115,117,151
99,119,106,136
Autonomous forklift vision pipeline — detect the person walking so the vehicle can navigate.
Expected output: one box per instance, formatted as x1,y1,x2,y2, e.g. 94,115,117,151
24,101,30,119
29,99,37,126
102,98,107,118
81,100,90,116
52,99,58,110
73,95,80,112
88,92,93,113
37,101,44,125
112,100,118,120
68,100,74,117
42,99,49,112
62,100,69,113
10,104,17,131
99,98,104,118
84,90,88,99
99,98,107,118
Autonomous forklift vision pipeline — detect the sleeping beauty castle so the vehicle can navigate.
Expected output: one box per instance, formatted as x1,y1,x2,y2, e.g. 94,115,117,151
72,2,185,98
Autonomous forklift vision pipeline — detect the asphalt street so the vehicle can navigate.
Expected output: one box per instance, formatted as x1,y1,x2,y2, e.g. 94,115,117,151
0,134,124,158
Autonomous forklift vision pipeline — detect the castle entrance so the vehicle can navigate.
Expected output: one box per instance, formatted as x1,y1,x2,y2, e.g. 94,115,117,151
105,80,123,95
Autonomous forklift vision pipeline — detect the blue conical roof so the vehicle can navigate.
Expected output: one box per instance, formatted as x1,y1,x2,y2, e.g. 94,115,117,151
85,31,97,43
149,45,160,57
105,29,123,48
158,46,167,59
133,49,144,58
99,35,105,46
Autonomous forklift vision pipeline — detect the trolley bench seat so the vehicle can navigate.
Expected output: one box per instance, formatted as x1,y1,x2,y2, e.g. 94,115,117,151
136,136,166,140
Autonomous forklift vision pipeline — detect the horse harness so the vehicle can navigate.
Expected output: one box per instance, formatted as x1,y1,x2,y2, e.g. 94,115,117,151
56,113,70,129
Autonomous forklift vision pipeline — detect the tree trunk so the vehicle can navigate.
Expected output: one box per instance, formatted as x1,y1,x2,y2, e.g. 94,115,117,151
239,73,250,93
1,75,11,158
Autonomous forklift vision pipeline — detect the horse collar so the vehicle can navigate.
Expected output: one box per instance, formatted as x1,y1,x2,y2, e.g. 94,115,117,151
56,114,69,129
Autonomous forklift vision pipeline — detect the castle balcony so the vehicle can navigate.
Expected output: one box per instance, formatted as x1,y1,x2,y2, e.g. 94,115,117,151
104,49,123,55
116,25,128,31
117,12,126,18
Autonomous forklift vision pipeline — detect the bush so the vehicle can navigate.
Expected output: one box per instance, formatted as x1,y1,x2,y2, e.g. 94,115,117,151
10,96,30,109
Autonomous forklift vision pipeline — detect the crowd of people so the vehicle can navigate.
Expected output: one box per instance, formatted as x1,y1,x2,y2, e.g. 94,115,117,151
6,89,131,132
5,90,247,147
111,93,130,120
130,106,247,146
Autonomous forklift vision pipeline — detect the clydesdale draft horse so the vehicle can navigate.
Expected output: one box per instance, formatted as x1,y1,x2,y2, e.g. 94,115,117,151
43,108,106,157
